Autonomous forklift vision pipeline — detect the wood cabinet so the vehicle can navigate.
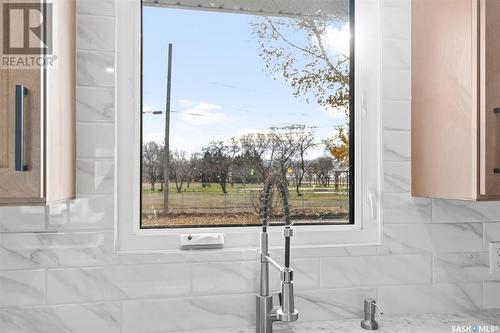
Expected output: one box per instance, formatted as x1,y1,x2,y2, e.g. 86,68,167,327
412,0,500,200
0,0,76,205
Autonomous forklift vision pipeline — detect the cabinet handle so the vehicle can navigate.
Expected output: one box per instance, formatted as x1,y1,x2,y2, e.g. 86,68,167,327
15,85,28,171
495,108,500,174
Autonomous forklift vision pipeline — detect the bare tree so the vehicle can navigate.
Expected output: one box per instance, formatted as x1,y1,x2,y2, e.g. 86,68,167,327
170,150,193,193
203,140,239,194
311,156,334,187
291,126,316,196
143,141,163,191
239,132,275,181
269,126,298,184
186,153,199,189
197,151,213,188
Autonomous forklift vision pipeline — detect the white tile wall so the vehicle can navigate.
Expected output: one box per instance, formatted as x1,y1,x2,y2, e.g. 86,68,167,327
383,130,411,162
484,223,500,247
77,15,115,52
433,200,500,223
192,261,259,295
0,270,46,307
121,295,255,332
379,223,484,255
484,282,500,309
76,86,114,122
433,253,491,283
76,159,114,194
320,255,432,288
1,0,499,332
294,288,377,321
47,264,191,304
383,193,431,223
76,51,114,87
382,100,410,131
378,283,483,314
0,206,46,232
0,231,119,270
383,163,410,193
0,302,121,333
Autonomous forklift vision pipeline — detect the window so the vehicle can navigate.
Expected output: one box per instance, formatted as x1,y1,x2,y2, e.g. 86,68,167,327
140,0,355,228
115,0,381,253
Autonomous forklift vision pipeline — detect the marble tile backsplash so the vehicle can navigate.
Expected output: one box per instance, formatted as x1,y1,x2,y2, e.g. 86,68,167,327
0,0,499,332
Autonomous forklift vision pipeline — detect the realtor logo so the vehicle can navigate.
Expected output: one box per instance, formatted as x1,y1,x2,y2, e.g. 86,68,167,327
2,1,53,55
1,1,56,68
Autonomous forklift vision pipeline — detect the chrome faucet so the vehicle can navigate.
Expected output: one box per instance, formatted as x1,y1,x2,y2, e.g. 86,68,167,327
256,176,299,333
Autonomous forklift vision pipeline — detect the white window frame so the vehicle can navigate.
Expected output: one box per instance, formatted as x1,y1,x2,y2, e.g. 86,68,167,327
115,0,382,254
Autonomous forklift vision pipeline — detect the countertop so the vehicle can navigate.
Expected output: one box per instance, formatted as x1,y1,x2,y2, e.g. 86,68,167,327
177,309,500,333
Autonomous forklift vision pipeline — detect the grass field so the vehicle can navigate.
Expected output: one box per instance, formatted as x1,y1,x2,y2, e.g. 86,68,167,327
141,182,349,227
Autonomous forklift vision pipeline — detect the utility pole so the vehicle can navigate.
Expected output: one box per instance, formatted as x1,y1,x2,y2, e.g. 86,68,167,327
163,44,173,214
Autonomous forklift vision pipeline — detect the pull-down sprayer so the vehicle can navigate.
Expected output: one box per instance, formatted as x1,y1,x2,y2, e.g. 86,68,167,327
256,175,299,333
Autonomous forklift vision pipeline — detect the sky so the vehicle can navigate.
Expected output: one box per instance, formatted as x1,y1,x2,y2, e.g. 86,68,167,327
142,5,350,158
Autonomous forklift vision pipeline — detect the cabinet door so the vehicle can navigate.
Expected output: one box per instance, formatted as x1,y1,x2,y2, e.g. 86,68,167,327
479,0,500,196
412,0,479,200
0,68,44,203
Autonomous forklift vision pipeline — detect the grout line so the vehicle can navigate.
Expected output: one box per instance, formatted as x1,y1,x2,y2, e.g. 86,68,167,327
481,281,485,309
76,85,115,91
43,206,50,231
119,300,124,333
76,13,115,19
318,257,323,289
381,98,411,102
76,83,115,89
76,157,115,161
380,37,411,42
382,127,410,133
430,198,433,223
76,49,115,55
430,254,435,284
189,263,194,296
76,47,115,53
76,120,114,125
0,228,115,237
44,269,48,306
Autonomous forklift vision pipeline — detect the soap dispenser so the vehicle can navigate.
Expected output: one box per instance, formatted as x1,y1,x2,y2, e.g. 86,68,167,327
361,298,383,330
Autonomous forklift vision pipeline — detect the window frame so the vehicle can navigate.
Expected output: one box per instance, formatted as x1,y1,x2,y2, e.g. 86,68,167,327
115,0,382,254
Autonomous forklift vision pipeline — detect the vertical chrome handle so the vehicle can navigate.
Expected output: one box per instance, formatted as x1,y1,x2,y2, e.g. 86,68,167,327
15,85,28,171
494,108,500,174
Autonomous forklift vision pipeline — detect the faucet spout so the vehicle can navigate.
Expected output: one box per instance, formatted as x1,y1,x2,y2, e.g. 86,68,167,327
256,175,299,333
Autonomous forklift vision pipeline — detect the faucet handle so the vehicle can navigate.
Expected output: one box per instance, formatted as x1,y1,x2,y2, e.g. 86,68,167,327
276,268,299,322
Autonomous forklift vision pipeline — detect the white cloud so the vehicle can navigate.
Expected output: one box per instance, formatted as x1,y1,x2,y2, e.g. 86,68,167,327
178,99,196,108
179,101,230,127
319,106,348,125
176,122,196,131
323,24,350,57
